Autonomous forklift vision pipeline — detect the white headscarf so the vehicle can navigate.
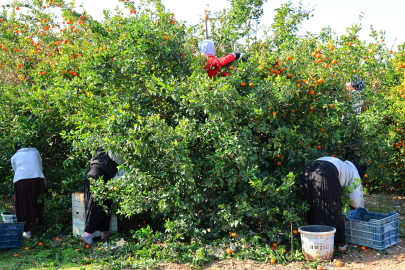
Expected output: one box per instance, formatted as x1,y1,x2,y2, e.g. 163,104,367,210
198,40,215,57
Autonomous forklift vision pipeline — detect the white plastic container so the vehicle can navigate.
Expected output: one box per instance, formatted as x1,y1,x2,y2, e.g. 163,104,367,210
72,193,118,238
1,212,17,223
298,225,336,261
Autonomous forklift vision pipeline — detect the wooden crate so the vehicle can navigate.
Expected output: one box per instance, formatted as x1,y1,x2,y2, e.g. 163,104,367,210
72,193,118,238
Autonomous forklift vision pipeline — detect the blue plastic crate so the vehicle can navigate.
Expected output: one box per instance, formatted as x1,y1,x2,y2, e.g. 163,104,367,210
343,208,399,250
0,222,24,250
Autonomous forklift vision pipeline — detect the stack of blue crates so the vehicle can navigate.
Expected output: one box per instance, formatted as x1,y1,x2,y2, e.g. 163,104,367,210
0,222,25,250
343,208,399,250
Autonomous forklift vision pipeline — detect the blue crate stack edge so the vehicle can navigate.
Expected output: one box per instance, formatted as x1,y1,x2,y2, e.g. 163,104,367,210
343,208,400,250
0,222,25,250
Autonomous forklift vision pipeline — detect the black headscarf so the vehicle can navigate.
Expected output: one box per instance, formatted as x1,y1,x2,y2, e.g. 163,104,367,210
12,143,22,155
90,149,118,178
352,160,367,179
14,143,21,151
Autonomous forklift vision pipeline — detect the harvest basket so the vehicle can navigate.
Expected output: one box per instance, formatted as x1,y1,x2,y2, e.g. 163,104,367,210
343,208,399,250
298,225,336,261
0,222,24,250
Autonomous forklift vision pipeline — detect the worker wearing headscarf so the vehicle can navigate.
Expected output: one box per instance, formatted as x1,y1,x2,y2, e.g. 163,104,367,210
83,149,121,245
345,75,365,114
198,40,240,78
299,156,367,252
11,143,46,238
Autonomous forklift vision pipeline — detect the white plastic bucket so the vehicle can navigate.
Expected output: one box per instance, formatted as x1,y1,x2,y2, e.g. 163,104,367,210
1,212,17,223
298,225,336,261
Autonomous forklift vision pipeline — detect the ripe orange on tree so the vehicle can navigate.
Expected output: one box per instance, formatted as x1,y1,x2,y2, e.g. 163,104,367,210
231,232,237,238
292,229,298,234
270,258,276,264
229,66,234,70
240,82,245,86
24,247,29,250
38,242,43,246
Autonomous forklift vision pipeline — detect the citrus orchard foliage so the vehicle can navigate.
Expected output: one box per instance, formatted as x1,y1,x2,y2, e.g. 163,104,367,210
371,43,405,193
1,0,405,244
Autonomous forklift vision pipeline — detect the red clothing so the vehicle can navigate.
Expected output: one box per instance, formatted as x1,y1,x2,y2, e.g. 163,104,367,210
202,54,235,78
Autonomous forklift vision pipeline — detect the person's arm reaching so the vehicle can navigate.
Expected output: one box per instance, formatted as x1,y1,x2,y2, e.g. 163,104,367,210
11,155,16,172
349,183,362,209
210,53,238,68
37,150,43,171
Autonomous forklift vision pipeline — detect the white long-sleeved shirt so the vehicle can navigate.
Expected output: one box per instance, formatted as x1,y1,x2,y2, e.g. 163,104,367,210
11,148,45,184
317,156,363,208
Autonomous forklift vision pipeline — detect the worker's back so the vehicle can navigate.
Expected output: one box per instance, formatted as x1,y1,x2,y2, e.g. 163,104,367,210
11,148,44,183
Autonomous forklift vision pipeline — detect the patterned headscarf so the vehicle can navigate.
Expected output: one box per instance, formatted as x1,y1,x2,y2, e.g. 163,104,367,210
350,75,365,91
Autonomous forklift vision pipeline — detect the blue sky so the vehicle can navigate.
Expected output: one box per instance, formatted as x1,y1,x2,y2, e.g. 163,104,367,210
71,0,404,49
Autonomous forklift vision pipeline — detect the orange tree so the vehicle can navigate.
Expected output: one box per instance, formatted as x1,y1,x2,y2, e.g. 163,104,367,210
0,0,404,246
369,43,405,194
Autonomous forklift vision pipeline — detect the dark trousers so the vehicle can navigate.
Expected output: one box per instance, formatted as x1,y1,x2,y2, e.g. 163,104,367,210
299,160,346,246
14,178,46,232
84,164,112,234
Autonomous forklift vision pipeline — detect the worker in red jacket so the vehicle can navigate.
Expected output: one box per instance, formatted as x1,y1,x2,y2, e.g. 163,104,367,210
198,40,240,78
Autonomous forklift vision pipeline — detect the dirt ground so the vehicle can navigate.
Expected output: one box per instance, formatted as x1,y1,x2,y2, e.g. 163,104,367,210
1,193,404,269
155,238,405,270
156,193,405,270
